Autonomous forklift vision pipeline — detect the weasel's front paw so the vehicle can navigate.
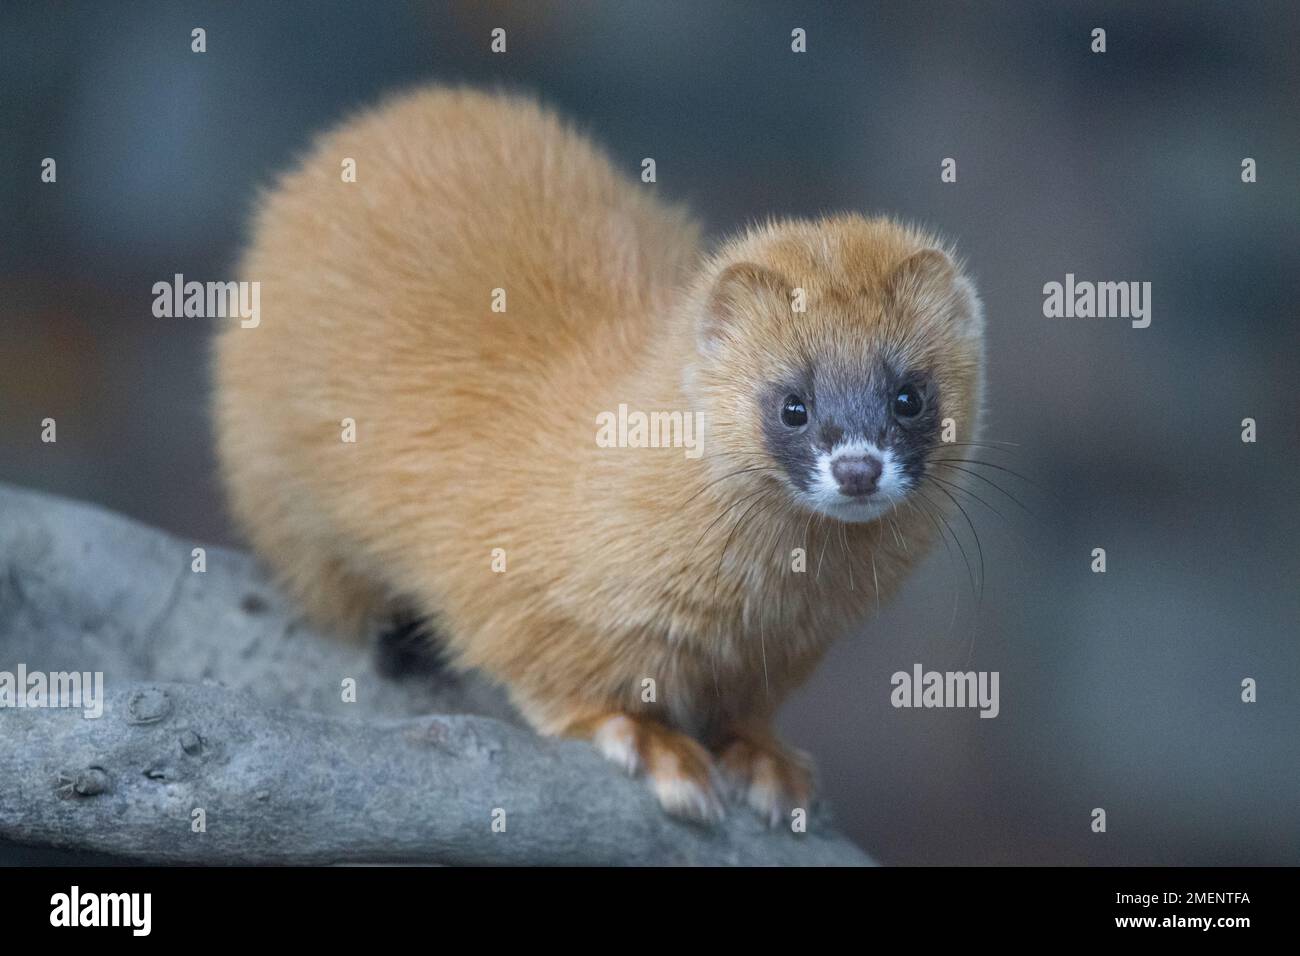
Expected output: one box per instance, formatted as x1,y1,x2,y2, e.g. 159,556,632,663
590,714,725,824
716,730,813,828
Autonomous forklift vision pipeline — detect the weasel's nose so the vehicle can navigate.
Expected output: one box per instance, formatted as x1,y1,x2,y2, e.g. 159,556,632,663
831,454,883,497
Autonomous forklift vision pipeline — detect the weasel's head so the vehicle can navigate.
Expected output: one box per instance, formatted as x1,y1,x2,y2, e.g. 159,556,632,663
689,215,984,524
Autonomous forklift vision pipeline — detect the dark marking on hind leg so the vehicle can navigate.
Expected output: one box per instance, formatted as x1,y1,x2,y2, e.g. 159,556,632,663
375,611,449,678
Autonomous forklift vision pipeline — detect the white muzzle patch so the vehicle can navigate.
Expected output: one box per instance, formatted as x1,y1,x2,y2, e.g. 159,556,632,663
805,439,908,523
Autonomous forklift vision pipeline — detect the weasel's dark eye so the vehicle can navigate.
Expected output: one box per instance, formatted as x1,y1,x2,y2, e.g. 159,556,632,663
780,395,808,428
893,382,924,419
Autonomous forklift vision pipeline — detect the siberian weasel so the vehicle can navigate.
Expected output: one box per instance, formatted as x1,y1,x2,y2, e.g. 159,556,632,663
214,87,984,824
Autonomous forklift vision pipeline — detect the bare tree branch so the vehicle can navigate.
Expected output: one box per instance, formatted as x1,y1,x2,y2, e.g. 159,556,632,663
0,483,871,865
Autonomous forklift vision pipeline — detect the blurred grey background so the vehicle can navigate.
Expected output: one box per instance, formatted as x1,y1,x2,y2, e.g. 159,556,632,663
2,0,1297,864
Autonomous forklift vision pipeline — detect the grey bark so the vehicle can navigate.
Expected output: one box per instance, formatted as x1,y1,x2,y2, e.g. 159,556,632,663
0,482,871,865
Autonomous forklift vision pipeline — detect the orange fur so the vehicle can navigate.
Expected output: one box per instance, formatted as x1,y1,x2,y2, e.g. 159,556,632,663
213,87,984,823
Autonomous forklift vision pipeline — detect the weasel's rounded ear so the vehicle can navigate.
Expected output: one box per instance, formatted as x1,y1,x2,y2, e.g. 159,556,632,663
888,248,957,294
888,248,982,334
699,261,789,353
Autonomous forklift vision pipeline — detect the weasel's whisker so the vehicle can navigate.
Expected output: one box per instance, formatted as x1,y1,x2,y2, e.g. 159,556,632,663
836,518,854,590
909,491,965,645
928,456,1061,506
711,490,777,605
936,440,1021,452
927,471,1010,525
927,470,1037,573
800,502,817,553
682,464,781,505
689,486,769,559
930,461,1036,519
814,513,830,582
912,484,978,605
925,478,985,612
884,508,907,551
